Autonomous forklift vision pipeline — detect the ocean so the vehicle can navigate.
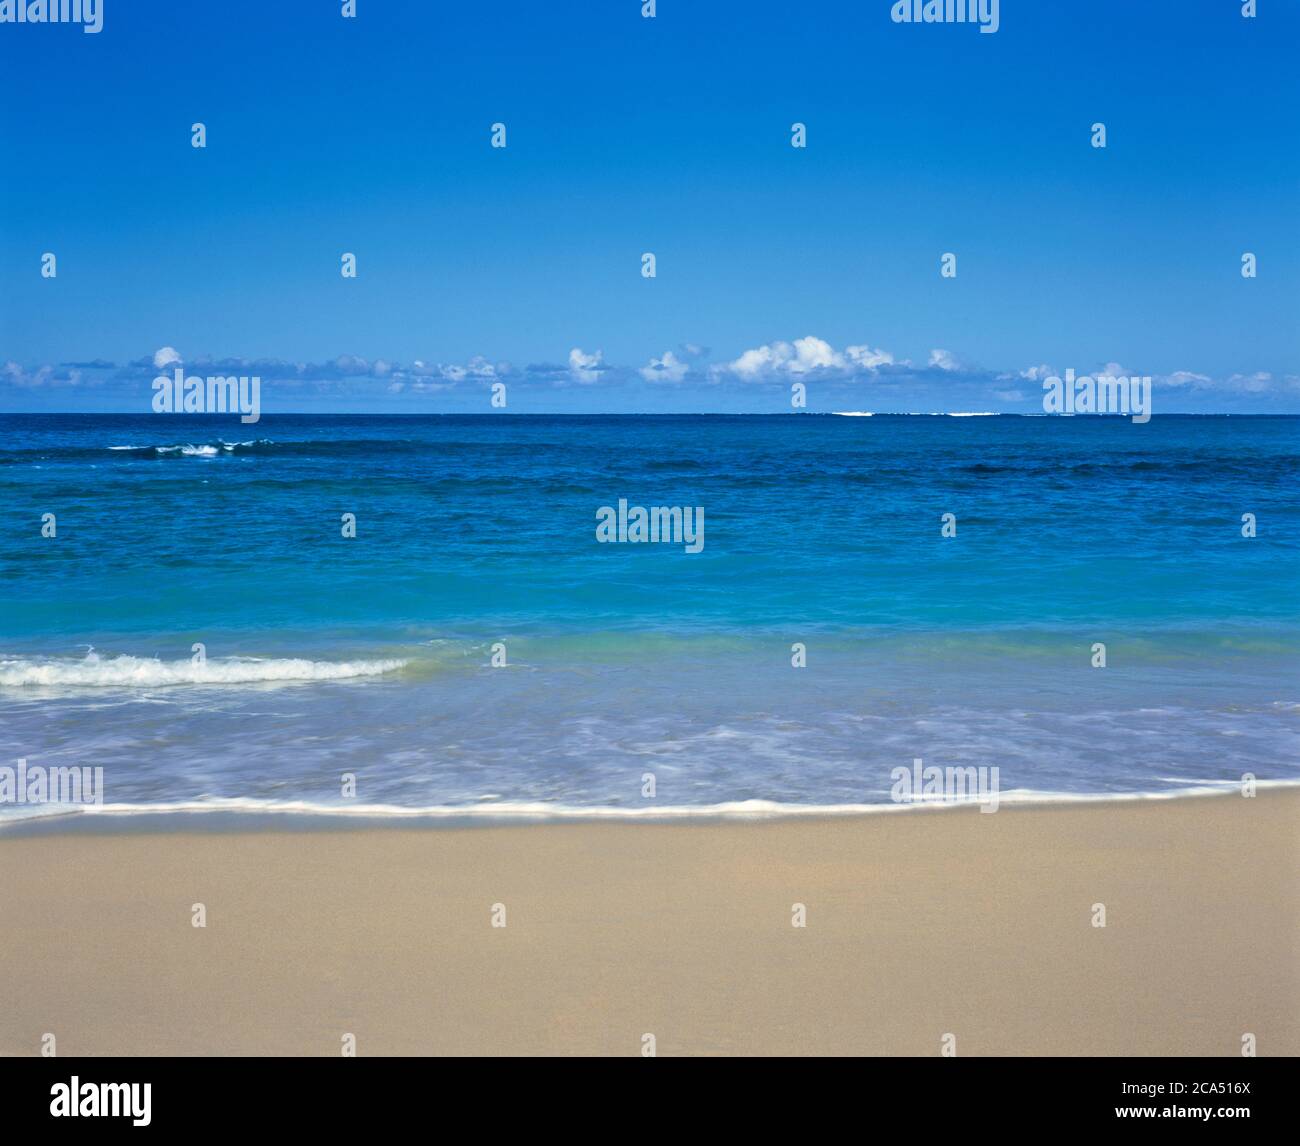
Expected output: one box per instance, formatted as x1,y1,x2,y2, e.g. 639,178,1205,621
1,412,1297,823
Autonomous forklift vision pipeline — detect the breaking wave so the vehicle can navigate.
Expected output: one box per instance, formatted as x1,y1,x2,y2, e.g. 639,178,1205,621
0,650,408,688
106,439,272,457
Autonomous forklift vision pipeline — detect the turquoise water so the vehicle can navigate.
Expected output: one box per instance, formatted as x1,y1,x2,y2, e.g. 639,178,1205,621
1,413,1297,820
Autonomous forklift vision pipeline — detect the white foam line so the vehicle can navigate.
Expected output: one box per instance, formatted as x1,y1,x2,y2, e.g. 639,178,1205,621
3,782,1296,830
0,653,408,688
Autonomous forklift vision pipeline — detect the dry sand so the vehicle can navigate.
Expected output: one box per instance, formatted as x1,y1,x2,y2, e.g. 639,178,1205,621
1,790,1296,1056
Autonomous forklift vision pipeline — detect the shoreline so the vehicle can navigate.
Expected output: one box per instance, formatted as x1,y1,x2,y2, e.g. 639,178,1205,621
2,782,1297,838
1,788,1296,1056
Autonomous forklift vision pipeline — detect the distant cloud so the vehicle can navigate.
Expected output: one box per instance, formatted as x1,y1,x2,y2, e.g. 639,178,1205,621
568,347,608,384
1018,363,1055,382
412,356,500,384
1015,362,1136,382
1223,371,1275,393
1161,370,1214,388
640,351,689,384
927,348,961,372
714,335,896,382
725,336,835,380
2,361,89,388
2,342,1295,409
387,356,501,394
844,344,895,369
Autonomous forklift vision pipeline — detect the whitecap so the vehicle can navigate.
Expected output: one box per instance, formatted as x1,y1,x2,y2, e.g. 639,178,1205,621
0,650,407,689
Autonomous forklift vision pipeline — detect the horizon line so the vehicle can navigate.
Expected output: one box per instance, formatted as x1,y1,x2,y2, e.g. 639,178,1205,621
0,410,1291,419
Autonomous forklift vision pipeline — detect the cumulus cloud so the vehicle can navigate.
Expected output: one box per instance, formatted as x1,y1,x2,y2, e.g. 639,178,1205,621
568,347,607,384
640,351,690,384
714,335,895,382
730,336,835,379
152,346,182,370
1018,363,1055,382
844,344,894,369
928,348,961,372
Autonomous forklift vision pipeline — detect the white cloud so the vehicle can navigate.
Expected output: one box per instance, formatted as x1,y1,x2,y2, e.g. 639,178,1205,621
845,344,894,369
1,362,83,388
1160,370,1213,388
1018,362,1136,382
568,347,606,384
716,335,894,382
433,356,499,383
1223,371,1273,393
928,348,960,372
153,346,182,370
1018,363,1055,381
640,351,689,383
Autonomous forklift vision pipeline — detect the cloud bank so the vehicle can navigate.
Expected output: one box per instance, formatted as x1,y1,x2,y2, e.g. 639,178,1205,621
3,337,1296,412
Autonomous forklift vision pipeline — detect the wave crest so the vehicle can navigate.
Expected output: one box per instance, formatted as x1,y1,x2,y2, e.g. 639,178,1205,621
0,651,407,688
107,439,273,457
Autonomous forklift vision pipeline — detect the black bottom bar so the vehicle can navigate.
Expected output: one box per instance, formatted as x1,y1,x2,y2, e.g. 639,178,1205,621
8,1055,1288,1133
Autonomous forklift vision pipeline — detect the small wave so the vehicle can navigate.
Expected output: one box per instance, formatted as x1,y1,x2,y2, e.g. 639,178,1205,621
107,439,273,458
3,782,1298,830
0,650,407,688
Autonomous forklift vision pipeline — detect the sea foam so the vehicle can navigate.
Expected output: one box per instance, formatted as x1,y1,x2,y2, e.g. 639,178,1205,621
0,650,407,688
107,440,271,457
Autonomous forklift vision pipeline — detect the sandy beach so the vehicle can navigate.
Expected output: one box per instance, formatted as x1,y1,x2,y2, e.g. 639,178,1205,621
1,790,1296,1057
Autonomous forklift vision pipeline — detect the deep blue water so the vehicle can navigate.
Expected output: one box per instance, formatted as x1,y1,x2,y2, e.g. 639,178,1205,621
1,413,1297,820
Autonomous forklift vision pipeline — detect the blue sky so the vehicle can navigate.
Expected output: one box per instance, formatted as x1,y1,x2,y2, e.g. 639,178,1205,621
1,0,1297,413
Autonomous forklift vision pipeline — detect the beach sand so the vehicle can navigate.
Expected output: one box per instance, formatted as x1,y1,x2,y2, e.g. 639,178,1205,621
1,790,1296,1056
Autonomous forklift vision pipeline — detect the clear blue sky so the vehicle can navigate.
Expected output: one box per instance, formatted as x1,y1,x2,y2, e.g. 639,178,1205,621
1,0,1296,413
